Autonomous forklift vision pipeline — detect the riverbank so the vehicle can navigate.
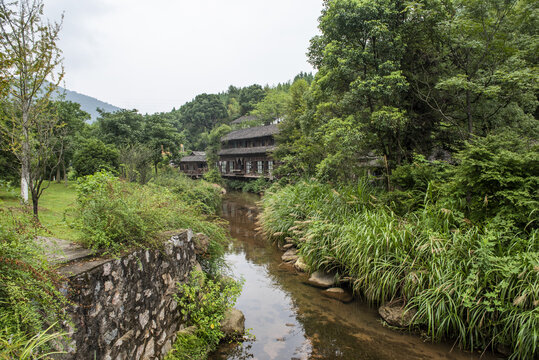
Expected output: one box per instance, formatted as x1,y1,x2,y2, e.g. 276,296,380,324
211,191,501,359
258,180,538,360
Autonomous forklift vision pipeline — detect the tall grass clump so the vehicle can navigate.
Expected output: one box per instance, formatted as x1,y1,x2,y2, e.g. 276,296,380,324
151,170,223,214
0,209,68,358
259,179,538,359
72,171,227,256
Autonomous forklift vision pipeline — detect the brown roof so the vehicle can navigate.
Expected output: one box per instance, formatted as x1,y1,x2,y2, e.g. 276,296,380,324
219,145,276,156
222,124,279,142
180,151,206,162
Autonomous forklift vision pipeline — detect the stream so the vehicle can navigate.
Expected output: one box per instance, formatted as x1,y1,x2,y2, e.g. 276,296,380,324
210,192,498,360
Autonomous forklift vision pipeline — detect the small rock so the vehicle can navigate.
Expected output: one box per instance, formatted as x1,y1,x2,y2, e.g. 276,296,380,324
378,302,417,327
307,270,335,288
193,233,210,255
323,287,353,303
294,257,308,272
220,308,245,339
282,243,295,250
281,248,298,263
139,310,150,328
143,338,155,359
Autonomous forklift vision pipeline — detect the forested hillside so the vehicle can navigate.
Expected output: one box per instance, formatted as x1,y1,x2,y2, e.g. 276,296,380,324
53,85,122,123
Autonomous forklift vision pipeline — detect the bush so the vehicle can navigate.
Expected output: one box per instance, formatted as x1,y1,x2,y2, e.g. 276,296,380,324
152,170,223,214
118,144,153,184
447,133,538,231
165,271,242,360
72,171,227,255
72,138,119,177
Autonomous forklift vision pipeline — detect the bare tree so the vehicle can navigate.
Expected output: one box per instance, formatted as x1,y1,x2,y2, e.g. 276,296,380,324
0,0,64,218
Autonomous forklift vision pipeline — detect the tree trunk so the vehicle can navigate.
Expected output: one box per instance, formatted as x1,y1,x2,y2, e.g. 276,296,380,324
63,159,68,186
32,192,39,219
56,163,61,183
20,112,30,203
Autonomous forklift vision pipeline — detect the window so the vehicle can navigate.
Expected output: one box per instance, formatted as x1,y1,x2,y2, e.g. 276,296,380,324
220,161,226,173
257,161,263,174
230,161,234,171
246,161,251,173
268,160,273,173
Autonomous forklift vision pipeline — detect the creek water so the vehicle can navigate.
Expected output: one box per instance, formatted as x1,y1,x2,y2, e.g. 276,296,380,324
210,192,498,360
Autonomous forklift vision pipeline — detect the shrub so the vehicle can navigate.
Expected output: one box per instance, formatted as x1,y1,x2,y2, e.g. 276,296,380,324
165,271,242,360
447,133,538,231
72,171,227,255
72,138,119,177
152,170,223,214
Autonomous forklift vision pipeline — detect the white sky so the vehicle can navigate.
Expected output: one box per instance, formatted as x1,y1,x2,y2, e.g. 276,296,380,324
44,0,323,114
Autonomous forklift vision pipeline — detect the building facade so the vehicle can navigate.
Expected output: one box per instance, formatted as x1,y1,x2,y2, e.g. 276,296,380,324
218,124,278,179
178,151,207,178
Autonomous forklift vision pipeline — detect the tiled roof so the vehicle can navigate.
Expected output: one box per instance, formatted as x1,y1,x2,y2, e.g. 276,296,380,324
222,124,279,141
218,145,276,156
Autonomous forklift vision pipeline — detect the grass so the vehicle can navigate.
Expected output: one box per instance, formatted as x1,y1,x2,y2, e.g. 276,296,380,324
0,181,80,241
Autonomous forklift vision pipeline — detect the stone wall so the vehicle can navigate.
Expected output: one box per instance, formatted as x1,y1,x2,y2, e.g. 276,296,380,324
59,230,197,360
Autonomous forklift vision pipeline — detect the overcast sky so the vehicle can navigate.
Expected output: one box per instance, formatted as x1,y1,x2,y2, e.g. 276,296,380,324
44,0,323,114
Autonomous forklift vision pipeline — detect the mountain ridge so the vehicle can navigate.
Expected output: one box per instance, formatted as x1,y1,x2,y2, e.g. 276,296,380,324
53,85,122,123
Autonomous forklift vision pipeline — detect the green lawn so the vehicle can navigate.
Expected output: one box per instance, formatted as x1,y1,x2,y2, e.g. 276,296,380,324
0,182,81,241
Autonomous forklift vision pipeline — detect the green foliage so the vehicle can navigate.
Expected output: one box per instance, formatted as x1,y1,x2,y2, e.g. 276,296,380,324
260,179,538,359
152,170,223,214
386,155,450,214
238,84,265,115
0,323,66,360
204,124,231,183
95,109,144,147
166,271,242,360
273,0,538,182
177,94,228,147
447,133,538,231
250,89,290,125
73,171,227,255
72,138,119,177
118,144,154,184
242,178,270,194
0,209,67,358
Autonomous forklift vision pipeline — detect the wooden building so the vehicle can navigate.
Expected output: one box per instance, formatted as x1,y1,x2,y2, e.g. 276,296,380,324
218,124,278,179
178,151,207,178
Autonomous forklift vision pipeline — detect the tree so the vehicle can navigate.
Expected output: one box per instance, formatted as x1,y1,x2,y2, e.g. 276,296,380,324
53,100,90,184
178,93,227,145
0,0,63,215
95,109,143,147
238,84,265,115
142,113,185,174
250,89,290,124
72,138,119,177
203,124,230,184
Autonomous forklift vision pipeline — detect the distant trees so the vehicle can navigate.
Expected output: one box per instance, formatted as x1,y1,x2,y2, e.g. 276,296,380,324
238,84,266,115
0,0,64,217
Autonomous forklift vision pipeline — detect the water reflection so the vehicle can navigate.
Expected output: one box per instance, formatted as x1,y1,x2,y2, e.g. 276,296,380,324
212,192,496,360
